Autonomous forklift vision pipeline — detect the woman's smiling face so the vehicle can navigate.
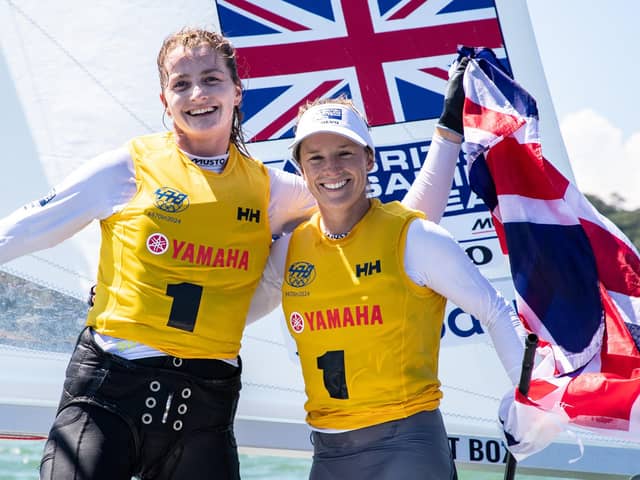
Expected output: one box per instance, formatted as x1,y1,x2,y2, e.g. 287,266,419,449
298,131,374,214
160,44,241,156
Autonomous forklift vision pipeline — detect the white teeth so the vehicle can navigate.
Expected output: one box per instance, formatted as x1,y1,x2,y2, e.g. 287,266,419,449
189,107,215,115
323,180,347,190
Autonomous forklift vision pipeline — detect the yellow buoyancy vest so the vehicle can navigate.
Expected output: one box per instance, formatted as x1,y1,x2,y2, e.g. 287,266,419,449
282,200,447,430
87,132,271,358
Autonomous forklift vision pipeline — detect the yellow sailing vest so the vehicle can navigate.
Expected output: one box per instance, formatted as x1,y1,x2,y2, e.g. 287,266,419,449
282,199,447,430
87,132,271,358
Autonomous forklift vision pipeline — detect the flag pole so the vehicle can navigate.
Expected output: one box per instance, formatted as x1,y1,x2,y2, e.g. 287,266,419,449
503,333,539,480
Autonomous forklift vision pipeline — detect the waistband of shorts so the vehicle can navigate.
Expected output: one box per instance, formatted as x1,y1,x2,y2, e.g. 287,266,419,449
311,409,443,440
131,355,241,380
79,327,242,381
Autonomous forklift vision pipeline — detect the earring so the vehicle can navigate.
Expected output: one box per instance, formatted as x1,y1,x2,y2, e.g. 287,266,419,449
161,110,171,131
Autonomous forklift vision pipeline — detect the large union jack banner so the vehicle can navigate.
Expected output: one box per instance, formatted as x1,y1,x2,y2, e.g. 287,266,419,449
214,0,507,143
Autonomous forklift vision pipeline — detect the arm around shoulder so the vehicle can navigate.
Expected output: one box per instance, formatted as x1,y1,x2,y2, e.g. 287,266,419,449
245,234,290,325
267,167,317,236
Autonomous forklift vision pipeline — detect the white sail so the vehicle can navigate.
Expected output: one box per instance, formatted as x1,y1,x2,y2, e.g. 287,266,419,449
1,0,638,477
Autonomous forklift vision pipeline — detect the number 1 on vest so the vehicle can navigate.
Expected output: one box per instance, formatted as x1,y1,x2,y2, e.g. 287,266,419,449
317,350,349,399
166,282,203,332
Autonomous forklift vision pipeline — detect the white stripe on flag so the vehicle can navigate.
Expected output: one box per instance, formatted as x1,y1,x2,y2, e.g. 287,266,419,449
497,194,580,226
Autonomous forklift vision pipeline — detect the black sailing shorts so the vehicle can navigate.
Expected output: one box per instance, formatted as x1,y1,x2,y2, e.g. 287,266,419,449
40,327,242,480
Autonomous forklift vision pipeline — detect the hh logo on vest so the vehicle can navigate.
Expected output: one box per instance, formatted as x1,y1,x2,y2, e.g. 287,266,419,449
355,259,381,277
236,206,261,223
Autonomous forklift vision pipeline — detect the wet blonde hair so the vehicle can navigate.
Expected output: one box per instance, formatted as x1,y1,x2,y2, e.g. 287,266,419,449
157,27,249,156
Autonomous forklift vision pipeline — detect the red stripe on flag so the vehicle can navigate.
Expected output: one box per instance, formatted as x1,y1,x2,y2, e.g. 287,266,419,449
562,371,640,429
463,99,523,138
490,212,508,254
600,286,640,366
388,0,428,20
225,0,310,31
525,379,558,402
421,67,449,80
250,80,341,141
486,138,569,199
581,219,640,296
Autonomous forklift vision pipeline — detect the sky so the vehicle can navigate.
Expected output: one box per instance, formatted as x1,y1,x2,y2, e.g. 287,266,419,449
525,0,640,209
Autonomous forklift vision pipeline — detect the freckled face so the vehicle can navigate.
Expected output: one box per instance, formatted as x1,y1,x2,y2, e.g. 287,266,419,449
298,132,374,213
160,44,241,155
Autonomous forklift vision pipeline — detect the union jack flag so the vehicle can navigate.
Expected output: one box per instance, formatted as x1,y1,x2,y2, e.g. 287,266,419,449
460,48,640,460
214,0,508,142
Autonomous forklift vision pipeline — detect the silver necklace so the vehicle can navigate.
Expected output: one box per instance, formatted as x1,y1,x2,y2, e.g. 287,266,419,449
323,230,350,240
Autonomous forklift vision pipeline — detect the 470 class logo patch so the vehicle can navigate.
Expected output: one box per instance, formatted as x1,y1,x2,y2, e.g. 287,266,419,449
285,261,316,288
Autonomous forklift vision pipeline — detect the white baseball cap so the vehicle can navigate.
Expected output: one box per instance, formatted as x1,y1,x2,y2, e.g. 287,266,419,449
289,103,374,160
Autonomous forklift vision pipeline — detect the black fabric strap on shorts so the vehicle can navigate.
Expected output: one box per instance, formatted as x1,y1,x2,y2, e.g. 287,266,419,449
83,327,241,380
131,355,240,380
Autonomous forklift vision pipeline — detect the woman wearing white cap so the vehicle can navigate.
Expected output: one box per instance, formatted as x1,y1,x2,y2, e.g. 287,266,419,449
1,25,469,479
247,89,526,478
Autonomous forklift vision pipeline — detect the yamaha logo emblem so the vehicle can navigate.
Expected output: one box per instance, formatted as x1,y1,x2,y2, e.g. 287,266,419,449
290,312,304,334
146,233,169,255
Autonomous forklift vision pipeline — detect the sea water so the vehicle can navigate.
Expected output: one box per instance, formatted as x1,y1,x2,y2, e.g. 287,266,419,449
0,439,574,479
